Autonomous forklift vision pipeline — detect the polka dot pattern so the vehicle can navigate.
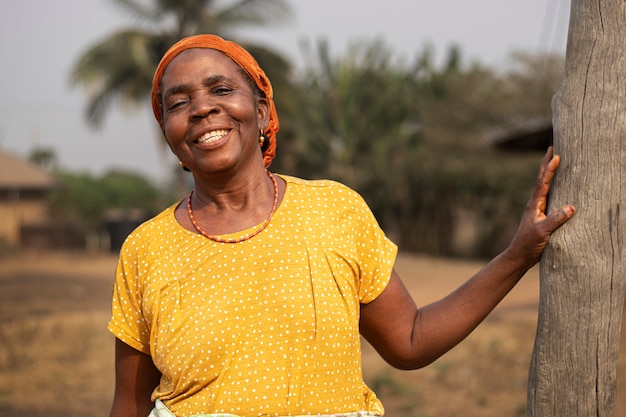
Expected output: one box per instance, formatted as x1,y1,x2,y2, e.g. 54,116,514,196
108,175,397,417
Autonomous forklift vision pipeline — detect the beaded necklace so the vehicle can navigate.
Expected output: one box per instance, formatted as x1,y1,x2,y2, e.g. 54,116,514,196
187,170,278,243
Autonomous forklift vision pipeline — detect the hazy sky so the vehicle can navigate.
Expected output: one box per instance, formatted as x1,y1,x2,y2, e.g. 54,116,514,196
0,0,571,184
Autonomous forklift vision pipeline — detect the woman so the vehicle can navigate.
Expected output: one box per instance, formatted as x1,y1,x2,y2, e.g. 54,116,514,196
108,34,575,417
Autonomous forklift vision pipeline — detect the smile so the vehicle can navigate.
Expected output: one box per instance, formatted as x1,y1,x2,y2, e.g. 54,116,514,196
196,129,230,144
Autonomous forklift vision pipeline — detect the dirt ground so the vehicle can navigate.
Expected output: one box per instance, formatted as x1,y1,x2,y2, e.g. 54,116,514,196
0,251,625,417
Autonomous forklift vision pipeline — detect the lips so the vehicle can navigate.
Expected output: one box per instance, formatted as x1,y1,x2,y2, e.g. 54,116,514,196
196,129,230,144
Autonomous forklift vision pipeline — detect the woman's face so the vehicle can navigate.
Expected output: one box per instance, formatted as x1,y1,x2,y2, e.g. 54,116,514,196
160,48,269,174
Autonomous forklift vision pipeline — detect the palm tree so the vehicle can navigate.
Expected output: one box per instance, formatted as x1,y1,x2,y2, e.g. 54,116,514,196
70,0,292,128
289,39,429,248
28,147,59,170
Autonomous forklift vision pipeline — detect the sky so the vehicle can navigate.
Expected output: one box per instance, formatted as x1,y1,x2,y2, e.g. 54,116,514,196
0,0,571,184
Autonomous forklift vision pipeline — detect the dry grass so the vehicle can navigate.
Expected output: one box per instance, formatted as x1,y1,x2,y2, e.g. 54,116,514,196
361,255,541,417
0,252,116,417
0,251,625,417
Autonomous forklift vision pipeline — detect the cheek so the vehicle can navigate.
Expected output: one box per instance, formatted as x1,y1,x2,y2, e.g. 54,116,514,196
162,132,179,158
162,116,183,142
161,121,187,159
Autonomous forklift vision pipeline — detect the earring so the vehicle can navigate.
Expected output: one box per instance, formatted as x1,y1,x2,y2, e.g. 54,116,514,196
179,161,191,172
259,130,265,147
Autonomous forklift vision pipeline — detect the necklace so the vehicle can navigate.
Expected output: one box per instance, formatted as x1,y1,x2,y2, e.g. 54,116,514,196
187,170,278,243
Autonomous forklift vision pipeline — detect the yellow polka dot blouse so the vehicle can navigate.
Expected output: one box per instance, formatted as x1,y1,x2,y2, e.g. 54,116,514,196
108,175,398,417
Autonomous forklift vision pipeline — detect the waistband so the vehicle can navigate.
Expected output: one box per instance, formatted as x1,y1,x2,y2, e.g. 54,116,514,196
149,399,381,417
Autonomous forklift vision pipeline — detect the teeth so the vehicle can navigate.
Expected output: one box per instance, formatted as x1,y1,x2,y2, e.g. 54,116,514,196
197,129,229,144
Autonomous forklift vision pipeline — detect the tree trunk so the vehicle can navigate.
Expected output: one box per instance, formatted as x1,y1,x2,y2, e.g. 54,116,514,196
528,0,626,415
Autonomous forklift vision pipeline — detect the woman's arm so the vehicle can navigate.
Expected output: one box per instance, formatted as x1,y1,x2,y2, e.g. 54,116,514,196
360,147,575,370
110,338,161,417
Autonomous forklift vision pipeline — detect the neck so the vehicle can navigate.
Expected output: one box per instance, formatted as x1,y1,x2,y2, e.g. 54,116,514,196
187,170,278,238
192,167,271,209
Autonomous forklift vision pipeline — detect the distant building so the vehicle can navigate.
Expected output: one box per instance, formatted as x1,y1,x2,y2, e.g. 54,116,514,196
490,120,553,152
0,149,80,250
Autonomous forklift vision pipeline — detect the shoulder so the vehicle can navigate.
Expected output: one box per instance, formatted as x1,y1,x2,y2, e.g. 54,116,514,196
277,174,364,201
121,203,180,248
276,174,373,223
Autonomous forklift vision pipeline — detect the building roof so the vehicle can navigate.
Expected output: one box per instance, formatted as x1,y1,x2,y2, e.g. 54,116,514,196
0,149,57,189
489,120,553,152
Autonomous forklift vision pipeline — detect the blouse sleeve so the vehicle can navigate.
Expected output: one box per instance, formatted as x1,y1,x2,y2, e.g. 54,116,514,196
347,187,398,304
107,236,152,355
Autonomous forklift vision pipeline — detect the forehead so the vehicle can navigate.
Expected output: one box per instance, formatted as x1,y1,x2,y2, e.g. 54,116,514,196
161,48,245,87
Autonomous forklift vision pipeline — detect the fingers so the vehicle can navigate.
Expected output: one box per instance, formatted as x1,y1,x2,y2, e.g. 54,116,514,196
532,147,561,213
537,146,554,179
539,147,560,187
532,149,575,238
538,147,575,229
507,148,575,265
544,204,576,233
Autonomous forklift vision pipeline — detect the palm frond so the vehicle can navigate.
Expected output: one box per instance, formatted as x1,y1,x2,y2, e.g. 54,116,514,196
70,30,164,127
112,0,162,21
72,0,293,128
218,0,291,27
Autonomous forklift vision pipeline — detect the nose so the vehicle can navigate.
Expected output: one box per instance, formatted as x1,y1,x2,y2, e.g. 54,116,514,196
190,92,218,120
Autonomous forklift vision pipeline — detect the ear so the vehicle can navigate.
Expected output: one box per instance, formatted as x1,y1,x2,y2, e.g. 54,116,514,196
257,97,270,131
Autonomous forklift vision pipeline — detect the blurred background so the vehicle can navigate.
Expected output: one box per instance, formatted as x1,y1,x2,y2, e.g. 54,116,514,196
1,2,591,417
0,0,571,257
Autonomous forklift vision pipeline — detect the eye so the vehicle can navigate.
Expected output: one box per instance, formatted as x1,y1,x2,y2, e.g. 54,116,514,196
166,98,189,111
212,86,233,95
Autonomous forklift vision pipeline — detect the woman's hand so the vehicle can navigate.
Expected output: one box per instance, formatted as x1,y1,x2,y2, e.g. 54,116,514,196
504,146,575,267
360,147,575,370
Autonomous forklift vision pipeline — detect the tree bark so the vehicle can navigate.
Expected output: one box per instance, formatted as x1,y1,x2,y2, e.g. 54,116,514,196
528,0,626,415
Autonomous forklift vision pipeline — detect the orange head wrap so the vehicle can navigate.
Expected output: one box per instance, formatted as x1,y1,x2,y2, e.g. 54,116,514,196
151,34,279,168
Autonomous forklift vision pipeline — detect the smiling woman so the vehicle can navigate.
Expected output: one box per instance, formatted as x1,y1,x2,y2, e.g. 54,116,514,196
159,49,269,179
107,34,574,417
151,35,279,170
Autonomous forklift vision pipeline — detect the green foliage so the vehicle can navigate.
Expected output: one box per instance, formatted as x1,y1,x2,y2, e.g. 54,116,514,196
47,169,170,234
71,0,292,127
282,39,427,249
277,39,563,257
28,147,59,170
70,0,565,257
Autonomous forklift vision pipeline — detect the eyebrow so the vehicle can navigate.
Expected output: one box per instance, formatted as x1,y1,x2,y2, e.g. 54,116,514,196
163,75,235,101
